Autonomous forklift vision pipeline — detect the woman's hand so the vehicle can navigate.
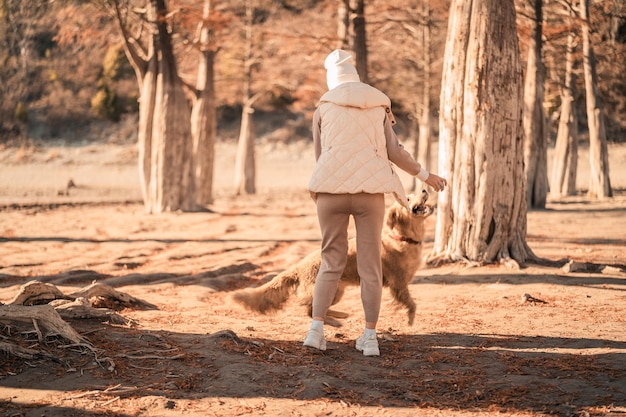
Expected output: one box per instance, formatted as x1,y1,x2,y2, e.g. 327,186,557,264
425,174,448,192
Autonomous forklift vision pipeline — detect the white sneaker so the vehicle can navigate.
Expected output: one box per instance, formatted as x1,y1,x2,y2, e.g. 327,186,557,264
303,328,326,351
356,333,380,356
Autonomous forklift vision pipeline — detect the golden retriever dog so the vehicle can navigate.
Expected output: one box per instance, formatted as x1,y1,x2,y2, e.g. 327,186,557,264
230,190,434,326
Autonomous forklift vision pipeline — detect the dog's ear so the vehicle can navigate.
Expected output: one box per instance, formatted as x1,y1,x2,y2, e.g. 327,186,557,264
386,205,400,229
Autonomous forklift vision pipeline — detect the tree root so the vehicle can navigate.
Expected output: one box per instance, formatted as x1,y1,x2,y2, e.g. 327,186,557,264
1,280,155,367
51,297,136,326
67,282,157,310
0,340,58,361
7,280,69,306
0,304,88,345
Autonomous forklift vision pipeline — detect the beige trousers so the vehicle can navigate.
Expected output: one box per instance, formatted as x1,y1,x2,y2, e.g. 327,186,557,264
312,192,385,323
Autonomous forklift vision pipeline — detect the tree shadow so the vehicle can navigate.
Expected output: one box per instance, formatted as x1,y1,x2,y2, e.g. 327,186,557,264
535,204,626,214
3,323,624,416
411,272,626,291
2,255,625,293
0,402,137,417
2,255,625,416
0,236,318,244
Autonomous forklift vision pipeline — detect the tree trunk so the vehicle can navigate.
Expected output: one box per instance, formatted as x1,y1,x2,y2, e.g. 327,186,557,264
550,30,578,198
234,106,256,195
190,0,217,207
234,1,256,195
335,0,367,81
114,0,153,209
350,0,368,83
114,0,195,213
433,0,535,266
523,0,549,209
337,0,350,49
414,0,431,192
150,0,195,213
609,14,626,45
136,44,157,210
580,0,612,199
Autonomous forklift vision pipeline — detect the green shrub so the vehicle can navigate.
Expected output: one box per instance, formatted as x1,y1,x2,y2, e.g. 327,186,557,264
102,44,132,81
91,84,120,121
14,102,28,124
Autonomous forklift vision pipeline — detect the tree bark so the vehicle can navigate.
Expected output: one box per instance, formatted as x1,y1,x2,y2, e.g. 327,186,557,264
433,0,535,266
580,0,612,199
337,0,350,49
191,0,217,207
551,30,578,198
136,43,158,210
114,0,195,213
52,298,133,326
350,0,368,83
234,106,256,195
67,282,157,310
1,282,152,365
0,304,88,345
151,0,195,212
7,280,67,305
234,1,256,195
414,0,431,192
523,0,549,209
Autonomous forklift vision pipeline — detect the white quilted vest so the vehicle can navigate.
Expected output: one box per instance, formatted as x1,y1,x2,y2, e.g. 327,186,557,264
307,83,408,208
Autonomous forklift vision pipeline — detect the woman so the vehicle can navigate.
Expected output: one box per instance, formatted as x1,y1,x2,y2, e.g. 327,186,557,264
303,49,447,356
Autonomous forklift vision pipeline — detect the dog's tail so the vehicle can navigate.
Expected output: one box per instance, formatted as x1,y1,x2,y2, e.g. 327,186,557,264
229,266,302,314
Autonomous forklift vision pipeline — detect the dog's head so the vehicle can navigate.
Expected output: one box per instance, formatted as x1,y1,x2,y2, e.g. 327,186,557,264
385,190,434,236
406,190,434,217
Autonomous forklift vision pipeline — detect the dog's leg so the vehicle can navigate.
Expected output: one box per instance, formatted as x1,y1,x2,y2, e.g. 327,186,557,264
388,283,417,326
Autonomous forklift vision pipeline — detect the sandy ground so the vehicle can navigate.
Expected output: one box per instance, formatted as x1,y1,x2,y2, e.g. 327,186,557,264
0,138,625,417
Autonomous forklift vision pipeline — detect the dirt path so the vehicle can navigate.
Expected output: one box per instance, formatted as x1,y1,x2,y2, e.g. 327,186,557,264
1,141,625,416
1,190,625,417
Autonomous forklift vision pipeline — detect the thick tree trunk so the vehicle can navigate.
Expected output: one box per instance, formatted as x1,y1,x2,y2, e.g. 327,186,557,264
580,0,612,199
551,31,578,198
433,0,534,266
433,0,470,257
337,0,350,49
234,106,256,195
350,0,368,83
137,48,158,209
190,0,217,207
234,1,256,195
115,1,153,208
150,0,195,213
411,0,432,191
115,0,195,213
523,0,549,209
610,15,626,45
413,0,431,192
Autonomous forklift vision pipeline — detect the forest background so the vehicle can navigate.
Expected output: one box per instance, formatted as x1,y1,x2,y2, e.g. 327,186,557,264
1,0,625,151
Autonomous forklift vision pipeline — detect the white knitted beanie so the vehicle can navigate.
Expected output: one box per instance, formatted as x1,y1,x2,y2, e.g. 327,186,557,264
324,49,360,90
